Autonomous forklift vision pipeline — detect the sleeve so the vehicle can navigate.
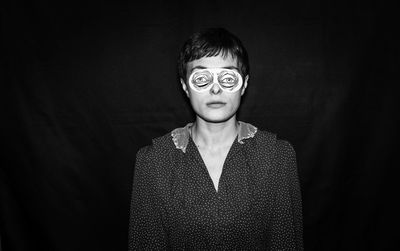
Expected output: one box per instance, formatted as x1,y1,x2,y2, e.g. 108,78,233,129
269,140,304,250
128,146,168,250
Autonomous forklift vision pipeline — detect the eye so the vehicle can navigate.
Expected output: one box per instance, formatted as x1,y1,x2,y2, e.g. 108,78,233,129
221,76,235,83
194,76,208,83
192,72,212,87
219,73,238,87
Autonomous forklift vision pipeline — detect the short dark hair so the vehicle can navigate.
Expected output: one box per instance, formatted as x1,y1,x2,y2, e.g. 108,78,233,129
178,28,249,81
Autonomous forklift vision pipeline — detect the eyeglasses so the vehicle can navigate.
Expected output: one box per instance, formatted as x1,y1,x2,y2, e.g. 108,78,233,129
188,68,243,93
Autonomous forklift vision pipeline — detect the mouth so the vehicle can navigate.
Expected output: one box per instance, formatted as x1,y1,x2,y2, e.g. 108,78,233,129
206,101,226,108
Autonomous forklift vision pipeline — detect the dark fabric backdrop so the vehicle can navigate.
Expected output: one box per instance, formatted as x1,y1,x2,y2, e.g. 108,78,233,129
1,1,398,250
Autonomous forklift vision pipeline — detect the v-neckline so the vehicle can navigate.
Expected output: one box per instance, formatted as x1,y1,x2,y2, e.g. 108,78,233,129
188,135,238,194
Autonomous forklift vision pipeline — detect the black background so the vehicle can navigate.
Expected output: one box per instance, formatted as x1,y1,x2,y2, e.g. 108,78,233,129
1,0,399,250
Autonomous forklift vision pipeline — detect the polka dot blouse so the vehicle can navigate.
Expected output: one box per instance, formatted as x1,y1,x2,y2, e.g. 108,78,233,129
129,122,303,250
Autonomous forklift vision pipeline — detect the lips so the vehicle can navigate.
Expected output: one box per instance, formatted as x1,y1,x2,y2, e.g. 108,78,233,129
206,101,226,108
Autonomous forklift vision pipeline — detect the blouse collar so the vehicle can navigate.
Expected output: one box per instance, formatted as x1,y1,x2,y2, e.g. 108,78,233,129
171,121,258,153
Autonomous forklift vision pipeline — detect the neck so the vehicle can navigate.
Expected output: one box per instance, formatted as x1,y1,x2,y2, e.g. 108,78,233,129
191,116,239,149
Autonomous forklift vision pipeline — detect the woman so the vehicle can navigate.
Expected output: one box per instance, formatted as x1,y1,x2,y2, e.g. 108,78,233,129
129,28,303,250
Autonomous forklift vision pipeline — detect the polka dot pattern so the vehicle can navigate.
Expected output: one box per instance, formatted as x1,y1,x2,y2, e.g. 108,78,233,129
129,122,303,250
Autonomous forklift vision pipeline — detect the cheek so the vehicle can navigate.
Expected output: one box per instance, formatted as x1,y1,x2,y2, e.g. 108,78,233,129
188,91,205,105
228,93,242,105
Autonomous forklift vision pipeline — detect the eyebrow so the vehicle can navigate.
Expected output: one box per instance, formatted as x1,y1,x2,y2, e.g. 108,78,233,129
189,66,239,73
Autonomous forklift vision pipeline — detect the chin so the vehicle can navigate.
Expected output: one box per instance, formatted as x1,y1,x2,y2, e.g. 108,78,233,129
198,112,236,123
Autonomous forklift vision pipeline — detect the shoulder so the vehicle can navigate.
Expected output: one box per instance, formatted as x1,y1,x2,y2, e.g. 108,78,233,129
133,131,180,185
252,127,295,156
253,129,277,146
135,123,192,163
241,123,278,154
238,121,276,147
135,132,176,161
276,139,296,158
250,127,299,185
241,122,296,166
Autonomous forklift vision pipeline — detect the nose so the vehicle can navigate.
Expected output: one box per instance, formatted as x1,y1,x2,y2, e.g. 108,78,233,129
210,82,222,95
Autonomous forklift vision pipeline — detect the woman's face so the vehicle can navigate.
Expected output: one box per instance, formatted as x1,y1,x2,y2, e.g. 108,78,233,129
181,54,248,123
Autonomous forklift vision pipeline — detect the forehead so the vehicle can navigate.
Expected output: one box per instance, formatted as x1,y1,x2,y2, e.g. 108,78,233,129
187,54,239,73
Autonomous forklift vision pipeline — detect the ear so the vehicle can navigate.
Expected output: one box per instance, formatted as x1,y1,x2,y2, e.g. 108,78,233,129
180,78,190,97
241,75,249,96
